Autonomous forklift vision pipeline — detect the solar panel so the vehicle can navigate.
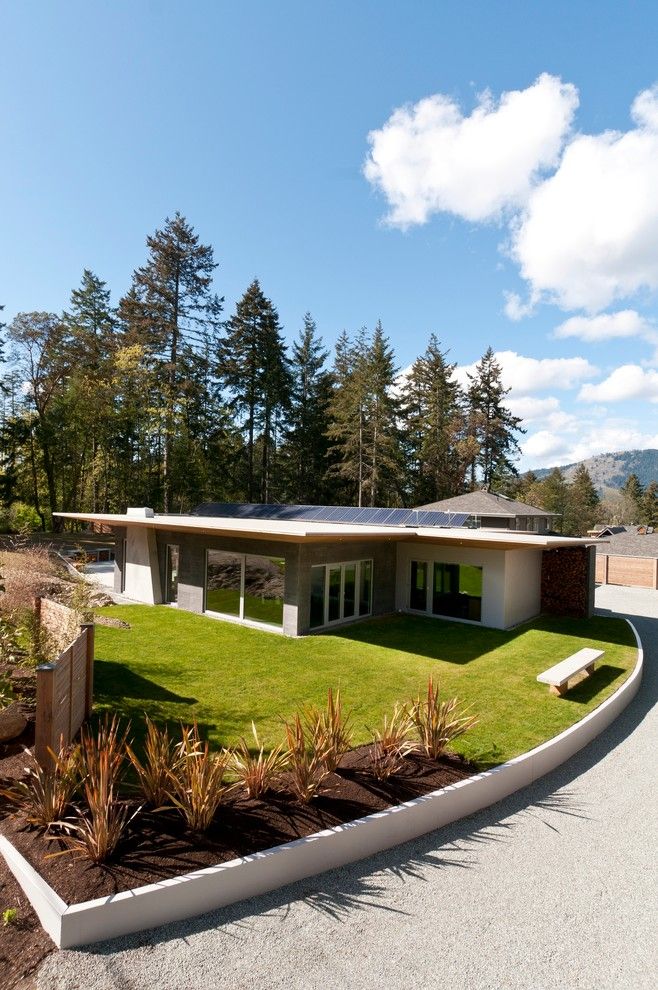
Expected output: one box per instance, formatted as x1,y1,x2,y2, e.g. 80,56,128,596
191,502,469,529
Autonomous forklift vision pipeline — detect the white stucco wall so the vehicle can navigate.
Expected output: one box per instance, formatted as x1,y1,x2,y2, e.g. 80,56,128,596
503,549,542,627
124,526,162,604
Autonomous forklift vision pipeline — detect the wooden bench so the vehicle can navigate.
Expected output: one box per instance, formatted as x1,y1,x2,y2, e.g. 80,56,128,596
537,648,604,696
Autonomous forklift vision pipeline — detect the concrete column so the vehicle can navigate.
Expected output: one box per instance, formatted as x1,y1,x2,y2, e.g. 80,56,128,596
124,526,162,604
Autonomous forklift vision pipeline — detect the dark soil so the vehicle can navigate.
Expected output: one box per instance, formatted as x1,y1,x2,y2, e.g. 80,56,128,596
0,717,53,990
0,728,475,987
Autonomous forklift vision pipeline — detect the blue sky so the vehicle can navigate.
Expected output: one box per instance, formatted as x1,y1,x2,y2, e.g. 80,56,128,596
2,1,657,471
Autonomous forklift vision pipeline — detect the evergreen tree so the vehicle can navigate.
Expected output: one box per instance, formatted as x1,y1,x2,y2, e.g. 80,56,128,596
640,480,658,527
221,280,290,502
281,313,333,503
563,464,600,535
527,468,569,531
619,473,644,523
401,334,465,504
465,347,524,490
118,213,223,510
362,321,404,506
326,328,371,506
62,270,118,511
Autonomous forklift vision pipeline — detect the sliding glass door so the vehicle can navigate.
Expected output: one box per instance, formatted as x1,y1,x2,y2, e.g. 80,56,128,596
309,559,373,629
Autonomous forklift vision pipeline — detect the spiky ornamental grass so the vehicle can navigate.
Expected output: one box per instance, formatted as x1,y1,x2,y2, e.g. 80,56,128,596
369,704,417,781
283,713,332,804
52,715,138,864
408,676,478,760
230,722,289,800
304,687,353,774
0,744,81,828
126,715,181,808
167,722,231,833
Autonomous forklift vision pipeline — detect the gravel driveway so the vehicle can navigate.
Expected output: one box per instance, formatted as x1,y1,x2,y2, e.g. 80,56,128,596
37,585,657,990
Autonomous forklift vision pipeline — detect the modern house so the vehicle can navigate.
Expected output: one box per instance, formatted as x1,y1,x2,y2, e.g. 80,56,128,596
55,503,596,636
418,491,559,533
592,525,658,589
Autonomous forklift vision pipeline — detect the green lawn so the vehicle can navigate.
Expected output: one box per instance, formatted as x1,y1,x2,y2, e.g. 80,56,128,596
93,606,637,767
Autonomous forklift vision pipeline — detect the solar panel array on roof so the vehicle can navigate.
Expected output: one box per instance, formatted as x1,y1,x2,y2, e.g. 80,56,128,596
192,503,469,529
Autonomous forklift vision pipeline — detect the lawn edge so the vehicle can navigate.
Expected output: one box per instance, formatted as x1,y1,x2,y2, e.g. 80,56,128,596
0,619,643,951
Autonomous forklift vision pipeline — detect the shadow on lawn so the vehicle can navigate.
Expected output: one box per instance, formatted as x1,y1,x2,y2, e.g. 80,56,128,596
327,612,635,664
94,660,198,706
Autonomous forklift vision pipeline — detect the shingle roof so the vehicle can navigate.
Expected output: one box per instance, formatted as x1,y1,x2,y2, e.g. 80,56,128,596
417,491,558,518
595,526,658,559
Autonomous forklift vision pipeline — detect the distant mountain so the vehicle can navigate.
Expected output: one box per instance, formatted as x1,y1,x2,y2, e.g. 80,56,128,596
534,448,658,493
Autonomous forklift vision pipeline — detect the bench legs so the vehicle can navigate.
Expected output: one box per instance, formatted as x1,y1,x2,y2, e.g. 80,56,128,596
549,662,597,696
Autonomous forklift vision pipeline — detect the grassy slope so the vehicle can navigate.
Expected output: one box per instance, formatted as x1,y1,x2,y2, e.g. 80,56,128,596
93,606,636,766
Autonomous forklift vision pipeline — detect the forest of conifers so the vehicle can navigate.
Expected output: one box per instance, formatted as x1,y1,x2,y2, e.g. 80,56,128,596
2,211,629,535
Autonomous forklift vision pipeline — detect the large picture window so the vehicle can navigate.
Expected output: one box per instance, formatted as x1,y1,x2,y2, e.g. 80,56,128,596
309,559,373,629
409,560,482,622
206,551,285,628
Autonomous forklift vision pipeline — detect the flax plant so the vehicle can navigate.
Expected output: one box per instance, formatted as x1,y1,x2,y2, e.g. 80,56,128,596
52,715,137,863
408,676,478,760
0,744,81,828
304,687,353,773
230,722,288,800
283,713,331,804
369,705,417,781
167,722,231,833
126,716,180,808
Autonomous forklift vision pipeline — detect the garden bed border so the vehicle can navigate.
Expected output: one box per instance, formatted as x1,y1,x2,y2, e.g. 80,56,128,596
0,619,643,950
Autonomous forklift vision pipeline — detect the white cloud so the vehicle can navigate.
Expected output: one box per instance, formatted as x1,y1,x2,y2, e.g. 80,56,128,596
506,395,561,422
521,422,658,470
553,309,654,342
578,364,658,403
511,85,658,311
503,291,536,321
456,351,598,396
364,73,578,227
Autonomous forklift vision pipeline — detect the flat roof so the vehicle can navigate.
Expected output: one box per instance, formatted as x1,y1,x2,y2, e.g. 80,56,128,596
54,511,593,551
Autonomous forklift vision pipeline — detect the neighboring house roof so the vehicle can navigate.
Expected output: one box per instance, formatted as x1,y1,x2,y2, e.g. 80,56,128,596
417,491,558,518
594,526,658,559
588,525,628,536
54,508,589,552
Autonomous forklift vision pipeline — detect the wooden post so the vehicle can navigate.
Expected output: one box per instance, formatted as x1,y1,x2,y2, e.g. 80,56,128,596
35,663,56,769
653,557,658,591
81,622,95,719
604,555,609,585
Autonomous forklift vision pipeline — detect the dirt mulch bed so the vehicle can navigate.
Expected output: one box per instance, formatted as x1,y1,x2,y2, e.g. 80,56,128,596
0,745,474,907
1,720,54,990
0,736,475,988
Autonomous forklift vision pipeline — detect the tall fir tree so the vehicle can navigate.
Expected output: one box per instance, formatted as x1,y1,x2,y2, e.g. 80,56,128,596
118,213,223,511
466,347,524,490
362,321,404,506
326,328,371,505
640,480,657,527
619,473,644,522
281,313,333,503
221,280,290,502
401,334,466,504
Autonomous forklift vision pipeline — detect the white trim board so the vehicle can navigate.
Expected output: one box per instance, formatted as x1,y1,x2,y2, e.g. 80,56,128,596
0,620,643,950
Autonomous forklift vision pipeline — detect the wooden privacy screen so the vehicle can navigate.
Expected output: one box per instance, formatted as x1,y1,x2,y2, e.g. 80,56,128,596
34,598,95,767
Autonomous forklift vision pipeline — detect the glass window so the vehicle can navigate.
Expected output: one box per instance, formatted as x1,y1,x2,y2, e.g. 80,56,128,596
310,565,325,628
409,560,428,611
328,565,342,623
343,563,356,618
359,560,372,616
206,550,242,616
431,562,482,621
166,545,179,604
244,555,285,627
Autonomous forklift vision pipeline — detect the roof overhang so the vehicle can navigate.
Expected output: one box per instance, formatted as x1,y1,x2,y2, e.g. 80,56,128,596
54,512,594,551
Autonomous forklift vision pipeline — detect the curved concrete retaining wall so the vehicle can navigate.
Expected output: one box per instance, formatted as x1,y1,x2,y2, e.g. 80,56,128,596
0,620,643,949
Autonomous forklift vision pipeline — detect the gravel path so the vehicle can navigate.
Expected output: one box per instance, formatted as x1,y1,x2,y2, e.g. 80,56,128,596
37,586,657,990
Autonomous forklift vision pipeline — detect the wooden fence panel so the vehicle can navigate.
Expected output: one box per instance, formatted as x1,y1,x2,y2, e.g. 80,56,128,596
34,599,95,768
